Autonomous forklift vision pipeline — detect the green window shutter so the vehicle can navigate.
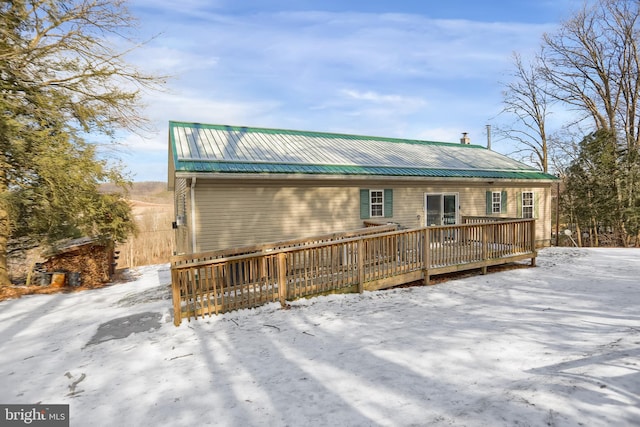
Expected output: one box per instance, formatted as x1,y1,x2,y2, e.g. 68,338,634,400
360,189,370,219
534,192,540,218
486,191,492,215
501,190,507,214
516,192,522,218
384,189,393,218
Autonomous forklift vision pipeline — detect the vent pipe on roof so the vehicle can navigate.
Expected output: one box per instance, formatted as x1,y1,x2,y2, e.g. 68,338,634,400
486,124,492,150
460,132,471,145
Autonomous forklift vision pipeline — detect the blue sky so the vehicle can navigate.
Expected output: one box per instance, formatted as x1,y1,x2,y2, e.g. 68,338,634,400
118,0,581,182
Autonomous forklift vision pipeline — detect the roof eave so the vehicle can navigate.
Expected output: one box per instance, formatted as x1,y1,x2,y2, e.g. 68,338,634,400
173,170,557,183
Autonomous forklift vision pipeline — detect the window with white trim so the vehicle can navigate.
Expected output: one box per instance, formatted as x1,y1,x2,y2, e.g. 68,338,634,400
492,191,502,214
370,190,384,217
522,191,534,218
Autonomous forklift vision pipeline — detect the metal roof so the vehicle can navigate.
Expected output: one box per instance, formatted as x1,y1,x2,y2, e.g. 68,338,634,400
169,121,556,180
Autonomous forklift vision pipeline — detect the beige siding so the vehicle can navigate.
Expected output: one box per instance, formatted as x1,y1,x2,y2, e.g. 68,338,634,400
189,178,553,253
193,183,361,251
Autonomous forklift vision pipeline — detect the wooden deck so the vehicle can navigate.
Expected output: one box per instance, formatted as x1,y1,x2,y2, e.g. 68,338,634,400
171,218,537,326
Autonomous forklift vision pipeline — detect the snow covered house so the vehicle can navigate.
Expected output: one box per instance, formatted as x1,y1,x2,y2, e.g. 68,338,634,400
167,121,557,255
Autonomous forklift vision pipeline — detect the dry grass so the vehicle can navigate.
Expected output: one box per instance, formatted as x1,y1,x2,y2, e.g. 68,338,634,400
101,181,176,268
115,200,175,269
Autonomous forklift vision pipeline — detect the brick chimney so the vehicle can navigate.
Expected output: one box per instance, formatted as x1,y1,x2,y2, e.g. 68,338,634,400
460,132,471,145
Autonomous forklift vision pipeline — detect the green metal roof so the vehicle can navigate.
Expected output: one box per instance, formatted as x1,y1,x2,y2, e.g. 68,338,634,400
169,121,557,181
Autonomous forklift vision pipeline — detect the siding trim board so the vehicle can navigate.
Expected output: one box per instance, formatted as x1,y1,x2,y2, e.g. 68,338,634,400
174,171,556,186
173,160,554,180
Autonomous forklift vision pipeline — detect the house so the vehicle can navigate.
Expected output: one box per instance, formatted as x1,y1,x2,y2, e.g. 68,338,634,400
167,121,557,255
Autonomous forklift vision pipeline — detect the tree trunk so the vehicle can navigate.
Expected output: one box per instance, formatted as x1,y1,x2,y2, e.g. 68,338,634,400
0,161,9,286
591,217,599,247
619,222,629,248
0,204,8,286
576,222,583,247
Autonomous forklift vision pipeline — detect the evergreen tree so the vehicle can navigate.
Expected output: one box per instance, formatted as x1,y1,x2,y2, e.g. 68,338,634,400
0,0,164,284
565,130,640,245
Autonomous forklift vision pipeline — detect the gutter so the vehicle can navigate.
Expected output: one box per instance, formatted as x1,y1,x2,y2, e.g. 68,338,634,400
174,171,557,184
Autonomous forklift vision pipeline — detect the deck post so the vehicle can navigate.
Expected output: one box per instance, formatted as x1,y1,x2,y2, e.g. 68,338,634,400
530,219,537,267
171,266,182,326
211,266,220,316
357,240,365,293
422,227,431,285
481,224,488,275
277,252,288,307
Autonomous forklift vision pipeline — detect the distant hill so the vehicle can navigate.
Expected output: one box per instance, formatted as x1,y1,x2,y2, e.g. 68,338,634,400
100,181,172,205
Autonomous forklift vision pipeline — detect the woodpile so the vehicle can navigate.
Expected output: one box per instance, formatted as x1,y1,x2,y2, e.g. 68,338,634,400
2,237,119,301
41,237,116,288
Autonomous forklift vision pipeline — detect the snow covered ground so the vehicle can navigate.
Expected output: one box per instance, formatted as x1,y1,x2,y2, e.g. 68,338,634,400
1,247,639,426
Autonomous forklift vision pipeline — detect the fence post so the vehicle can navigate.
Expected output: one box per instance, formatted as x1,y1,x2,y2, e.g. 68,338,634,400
357,240,365,293
211,265,220,316
481,224,488,275
530,219,537,267
277,252,288,307
171,267,182,326
422,227,431,285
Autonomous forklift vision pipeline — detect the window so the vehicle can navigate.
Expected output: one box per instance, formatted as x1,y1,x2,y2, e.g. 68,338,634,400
486,190,507,215
492,191,502,214
360,189,393,219
522,191,534,218
370,190,384,217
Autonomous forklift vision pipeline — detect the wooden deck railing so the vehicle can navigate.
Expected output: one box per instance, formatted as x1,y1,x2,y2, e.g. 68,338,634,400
171,218,536,325
171,223,397,266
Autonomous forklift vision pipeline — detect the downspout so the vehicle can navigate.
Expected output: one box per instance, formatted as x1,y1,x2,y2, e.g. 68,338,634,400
190,177,197,253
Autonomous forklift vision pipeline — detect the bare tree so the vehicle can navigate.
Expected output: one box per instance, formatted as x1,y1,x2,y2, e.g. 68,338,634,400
539,0,640,143
500,0,640,245
498,53,552,173
540,0,640,245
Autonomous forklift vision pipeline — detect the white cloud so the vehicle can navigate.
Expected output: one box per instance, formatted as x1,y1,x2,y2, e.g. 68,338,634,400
341,89,427,107
129,45,219,75
415,127,467,143
148,91,280,124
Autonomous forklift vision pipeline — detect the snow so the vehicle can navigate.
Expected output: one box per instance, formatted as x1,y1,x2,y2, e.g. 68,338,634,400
1,247,639,426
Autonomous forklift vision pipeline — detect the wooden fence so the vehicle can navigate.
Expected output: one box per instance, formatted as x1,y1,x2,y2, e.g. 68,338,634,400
171,218,536,326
